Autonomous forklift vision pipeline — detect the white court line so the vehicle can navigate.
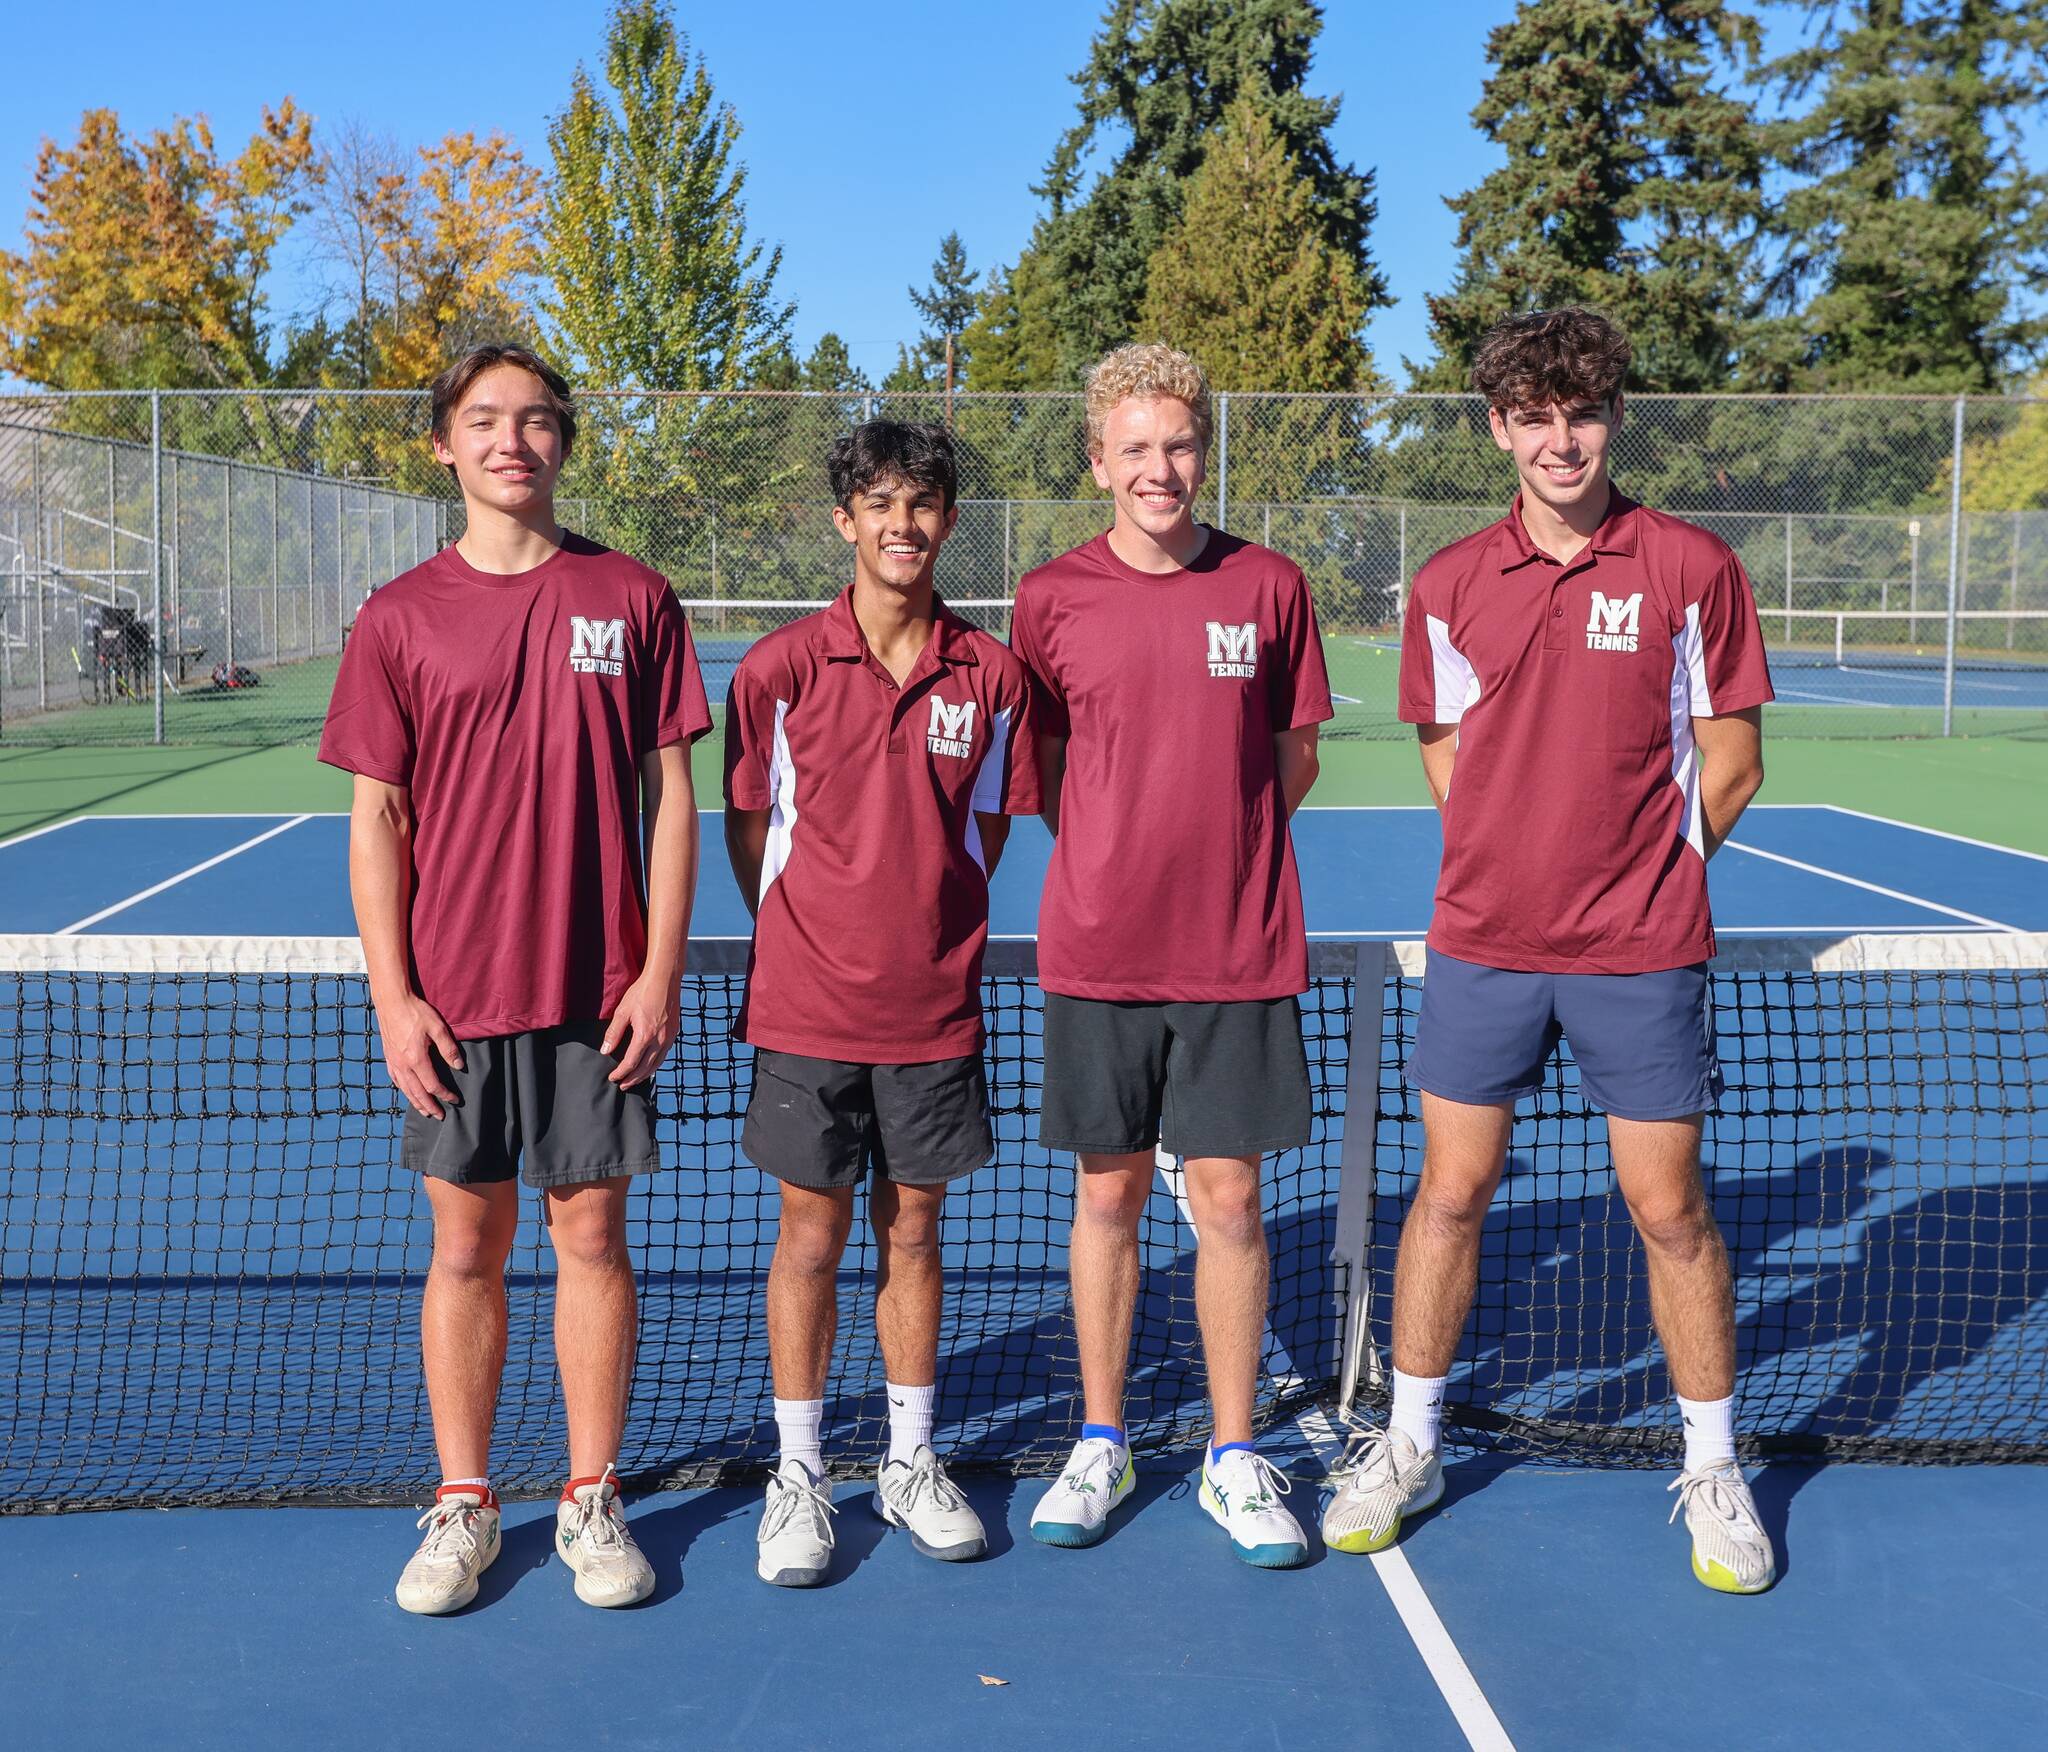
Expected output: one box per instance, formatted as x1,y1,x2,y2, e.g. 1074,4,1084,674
82,810,350,819
56,815,314,935
1332,692,1364,705
1721,840,2017,931
1152,1147,1515,1752
1771,684,1898,708
1817,803,2048,866
0,816,89,851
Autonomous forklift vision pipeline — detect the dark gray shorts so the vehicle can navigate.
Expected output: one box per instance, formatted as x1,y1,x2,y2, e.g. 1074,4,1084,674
400,1021,660,1189
1038,994,1312,1158
742,1049,992,1190
1405,949,1723,1122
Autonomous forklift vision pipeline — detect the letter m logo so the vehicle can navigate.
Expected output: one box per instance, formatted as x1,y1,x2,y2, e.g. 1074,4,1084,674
1586,593,1642,638
1205,621,1257,664
928,695,976,742
569,616,625,662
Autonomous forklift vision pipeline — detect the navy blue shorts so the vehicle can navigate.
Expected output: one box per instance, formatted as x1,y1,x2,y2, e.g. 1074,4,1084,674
1405,949,1723,1122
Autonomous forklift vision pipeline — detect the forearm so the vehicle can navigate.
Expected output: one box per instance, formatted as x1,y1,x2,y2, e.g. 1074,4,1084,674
725,809,769,917
1699,759,1764,858
640,751,699,983
1037,734,1067,838
1275,727,1320,818
348,793,417,1007
1416,726,1457,811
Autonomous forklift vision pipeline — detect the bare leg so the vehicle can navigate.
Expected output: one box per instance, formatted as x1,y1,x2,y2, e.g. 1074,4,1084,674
1070,1152,1153,1429
1390,1094,1513,1377
1608,1114,1734,1401
543,1177,636,1478
766,1182,855,1401
871,1180,946,1387
1181,1155,1267,1447
420,1177,520,1480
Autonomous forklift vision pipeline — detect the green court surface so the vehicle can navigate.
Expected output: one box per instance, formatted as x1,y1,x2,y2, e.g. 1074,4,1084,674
3,730,2045,855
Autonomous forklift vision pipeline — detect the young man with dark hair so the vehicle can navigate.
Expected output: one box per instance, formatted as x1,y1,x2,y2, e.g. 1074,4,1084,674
1322,307,1779,1594
1010,343,1331,1567
321,343,710,1614
724,419,1039,1587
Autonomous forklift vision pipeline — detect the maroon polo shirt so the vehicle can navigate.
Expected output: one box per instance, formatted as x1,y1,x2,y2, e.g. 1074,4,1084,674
1398,492,1774,974
724,590,1041,1064
1010,529,1334,1002
318,534,712,1038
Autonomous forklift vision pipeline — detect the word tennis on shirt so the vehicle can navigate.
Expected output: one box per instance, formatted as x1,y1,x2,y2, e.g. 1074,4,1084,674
927,695,977,757
1205,620,1258,678
1586,592,1644,653
568,615,626,676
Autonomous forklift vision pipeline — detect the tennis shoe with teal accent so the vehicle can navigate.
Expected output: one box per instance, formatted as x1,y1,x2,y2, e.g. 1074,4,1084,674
556,1465,656,1607
1321,1421,1444,1555
1029,1436,1135,1548
1200,1449,1308,1569
395,1486,501,1615
875,1446,987,1561
1669,1461,1776,1594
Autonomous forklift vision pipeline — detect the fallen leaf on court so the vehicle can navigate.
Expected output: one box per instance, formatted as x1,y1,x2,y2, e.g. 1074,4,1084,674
977,1675,1009,1687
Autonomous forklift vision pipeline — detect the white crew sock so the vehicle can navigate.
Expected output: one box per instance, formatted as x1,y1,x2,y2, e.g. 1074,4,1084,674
886,1382,935,1466
1390,1369,1448,1457
774,1397,825,1479
1677,1393,1737,1473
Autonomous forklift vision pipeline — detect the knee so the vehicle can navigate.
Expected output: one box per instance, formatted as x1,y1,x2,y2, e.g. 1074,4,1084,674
1076,1167,1149,1229
1411,1171,1495,1239
776,1211,851,1279
546,1204,630,1273
430,1214,513,1280
1191,1176,1265,1249
1630,1192,1716,1262
878,1213,940,1267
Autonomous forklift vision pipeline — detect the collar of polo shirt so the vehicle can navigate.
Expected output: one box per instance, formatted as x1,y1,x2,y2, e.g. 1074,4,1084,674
815,586,981,666
1495,490,1643,573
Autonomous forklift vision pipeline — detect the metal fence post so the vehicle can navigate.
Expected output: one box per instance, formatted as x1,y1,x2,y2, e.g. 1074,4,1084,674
31,429,45,710
1002,498,1012,589
1909,519,1921,638
1397,504,1408,624
2011,510,2022,649
270,472,280,660
223,464,235,671
1215,393,1230,532
151,391,165,744
1782,512,1793,642
1942,395,1965,737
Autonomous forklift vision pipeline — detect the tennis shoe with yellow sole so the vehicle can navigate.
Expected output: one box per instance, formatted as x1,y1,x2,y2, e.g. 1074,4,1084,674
1669,1460,1776,1595
1200,1449,1308,1568
875,1446,986,1561
556,1465,656,1607
1029,1436,1135,1548
395,1486,501,1615
1321,1421,1444,1555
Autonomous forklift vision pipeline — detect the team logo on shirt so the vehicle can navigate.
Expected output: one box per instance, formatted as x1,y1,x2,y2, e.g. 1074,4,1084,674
568,615,626,676
927,694,977,757
1585,592,1643,653
1205,620,1258,677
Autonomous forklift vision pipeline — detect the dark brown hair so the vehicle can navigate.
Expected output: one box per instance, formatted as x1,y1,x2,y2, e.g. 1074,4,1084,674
1470,308,1631,412
827,420,959,511
429,344,577,459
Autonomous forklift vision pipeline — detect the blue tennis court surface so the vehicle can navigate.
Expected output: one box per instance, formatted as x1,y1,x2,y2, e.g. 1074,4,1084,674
2,803,2044,1750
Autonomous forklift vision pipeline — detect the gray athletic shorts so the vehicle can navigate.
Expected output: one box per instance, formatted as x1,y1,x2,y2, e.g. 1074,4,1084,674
1038,994,1313,1158
400,1021,660,1189
742,1048,992,1190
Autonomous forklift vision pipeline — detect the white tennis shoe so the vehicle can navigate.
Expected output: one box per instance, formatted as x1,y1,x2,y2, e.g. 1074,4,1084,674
1199,1448,1309,1568
555,1465,656,1607
875,1446,986,1561
758,1459,837,1587
1029,1436,1136,1548
1321,1421,1444,1555
1670,1460,1777,1594
395,1486,501,1615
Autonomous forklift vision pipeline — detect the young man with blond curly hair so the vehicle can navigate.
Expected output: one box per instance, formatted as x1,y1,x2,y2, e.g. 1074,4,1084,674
1009,344,1332,1566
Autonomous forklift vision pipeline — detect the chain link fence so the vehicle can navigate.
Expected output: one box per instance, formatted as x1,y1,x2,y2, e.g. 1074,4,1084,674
1,389,2042,747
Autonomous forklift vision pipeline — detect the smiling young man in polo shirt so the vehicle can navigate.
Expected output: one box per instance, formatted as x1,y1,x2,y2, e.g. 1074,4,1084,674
321,344,711,1614
1011,344,1332,1567
1321,308,1779,1594
724,420,1039,1587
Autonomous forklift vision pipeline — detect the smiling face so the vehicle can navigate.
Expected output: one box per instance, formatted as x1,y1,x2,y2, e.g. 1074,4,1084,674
430,363,568,518
1090,394,1206,548
831,471,958,596
1489,394,1623,522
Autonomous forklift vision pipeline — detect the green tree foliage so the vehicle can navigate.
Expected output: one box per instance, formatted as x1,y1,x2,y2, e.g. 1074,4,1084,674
1418,0,1763,393
1750,0,2048,393
960,256,1066,390
990,0,1388,383
888,232,979,390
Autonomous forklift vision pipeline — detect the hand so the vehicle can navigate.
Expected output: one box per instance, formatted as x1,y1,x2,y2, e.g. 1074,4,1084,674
602,973,679,1087
375,992,464,1119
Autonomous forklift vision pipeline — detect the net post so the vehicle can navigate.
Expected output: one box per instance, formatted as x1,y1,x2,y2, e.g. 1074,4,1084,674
150,390,165,745
1943,394,1964,736
1331,940,1390,1417
1215,392,1229,533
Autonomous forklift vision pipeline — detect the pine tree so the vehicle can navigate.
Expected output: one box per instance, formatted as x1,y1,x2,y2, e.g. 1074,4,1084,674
891,231,979,388
1138,99,1379,391
542,0,791,390
1751,0,2048,392
959,256,1065,390
802,332,871,395
1418,0,1763,392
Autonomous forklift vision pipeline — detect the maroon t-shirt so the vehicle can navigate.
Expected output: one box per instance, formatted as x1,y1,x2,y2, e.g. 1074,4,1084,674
724,590,1041,1063
1010,529,1333,1002
1398,493,1774,974
318,534,712,1038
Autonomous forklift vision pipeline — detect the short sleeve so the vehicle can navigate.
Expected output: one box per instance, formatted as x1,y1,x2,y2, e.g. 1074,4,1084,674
1684,553,1775,716
1009,584,1068,737
723,650,785,811
974,666,1041,817
1267,569,1334,731
318,604,414,784
1397,567,1476,725
643,587,713,749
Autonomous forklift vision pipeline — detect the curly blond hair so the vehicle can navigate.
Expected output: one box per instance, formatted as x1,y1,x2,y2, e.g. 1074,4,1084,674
1084,343,1212,457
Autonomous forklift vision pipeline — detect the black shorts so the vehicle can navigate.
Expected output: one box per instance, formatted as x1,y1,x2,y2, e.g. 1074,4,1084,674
400,1021,660,1190
1038,995,1312,1158
742,1049,992,1190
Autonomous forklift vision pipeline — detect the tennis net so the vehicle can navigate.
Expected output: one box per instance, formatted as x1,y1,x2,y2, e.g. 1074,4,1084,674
2,930,2043,1512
